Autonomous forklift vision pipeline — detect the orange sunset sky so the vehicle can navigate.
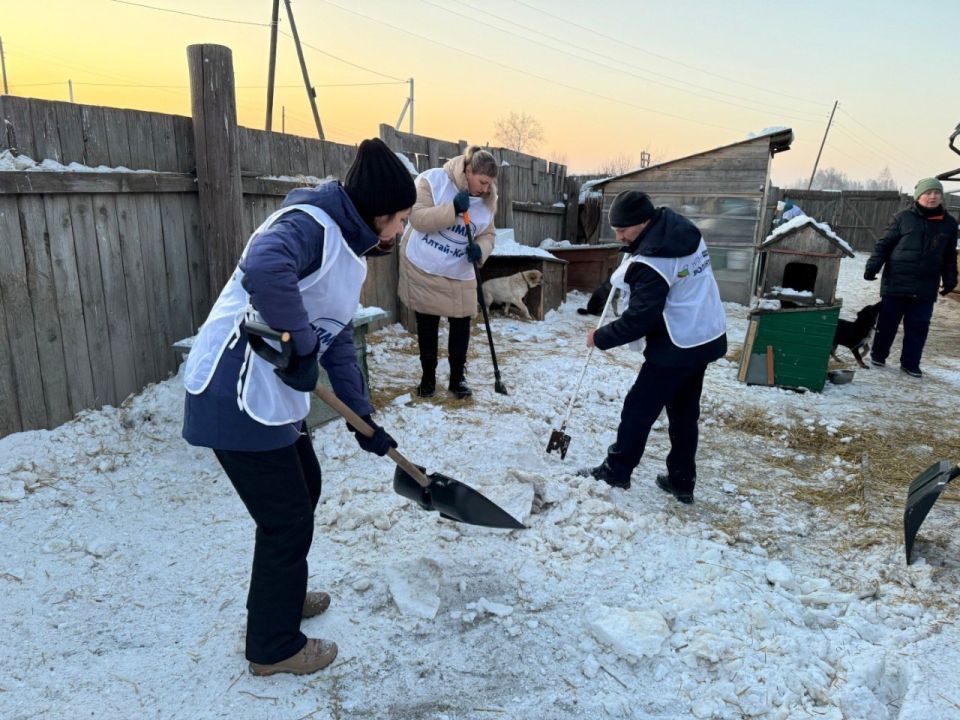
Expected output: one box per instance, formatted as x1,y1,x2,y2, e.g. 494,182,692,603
3,0,958,191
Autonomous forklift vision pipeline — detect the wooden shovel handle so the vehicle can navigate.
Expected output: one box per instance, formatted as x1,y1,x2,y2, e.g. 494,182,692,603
310,384,431,489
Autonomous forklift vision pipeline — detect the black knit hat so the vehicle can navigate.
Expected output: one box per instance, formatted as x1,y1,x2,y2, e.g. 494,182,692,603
609,190,655,228
344,138,417,221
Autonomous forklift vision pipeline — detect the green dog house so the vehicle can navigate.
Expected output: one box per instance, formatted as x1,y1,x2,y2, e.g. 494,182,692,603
739,216,854,391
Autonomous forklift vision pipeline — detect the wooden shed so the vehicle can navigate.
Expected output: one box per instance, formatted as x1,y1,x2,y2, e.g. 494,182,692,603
755,216,854,305
591,129,793,304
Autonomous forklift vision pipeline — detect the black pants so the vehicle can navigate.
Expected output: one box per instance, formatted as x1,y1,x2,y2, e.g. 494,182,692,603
870,295,934,372
214,432,321,664
415,312,471,383
607,362,707,489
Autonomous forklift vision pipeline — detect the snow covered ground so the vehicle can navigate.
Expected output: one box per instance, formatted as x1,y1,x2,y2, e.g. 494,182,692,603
2,253,960,720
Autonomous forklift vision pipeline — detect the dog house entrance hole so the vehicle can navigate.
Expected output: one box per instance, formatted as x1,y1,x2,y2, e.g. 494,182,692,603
782,262,817,293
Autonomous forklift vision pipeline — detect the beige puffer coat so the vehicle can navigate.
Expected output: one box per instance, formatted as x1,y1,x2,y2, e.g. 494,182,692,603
398,155,497,318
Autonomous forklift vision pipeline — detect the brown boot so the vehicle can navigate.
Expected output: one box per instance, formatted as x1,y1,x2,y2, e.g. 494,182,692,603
249,638,338,676
302,591,330,619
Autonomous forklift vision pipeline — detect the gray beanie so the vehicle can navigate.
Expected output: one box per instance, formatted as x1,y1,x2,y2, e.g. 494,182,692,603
609,190,655,228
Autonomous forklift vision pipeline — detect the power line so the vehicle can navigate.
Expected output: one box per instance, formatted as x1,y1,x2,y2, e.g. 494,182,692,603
427,0,827,123
108,0,407,83
10,80,405,89
110,0,270,27
836,107,923,173
830,122,922,177
508,0,825,108
276,29,405,82
318,0,748,134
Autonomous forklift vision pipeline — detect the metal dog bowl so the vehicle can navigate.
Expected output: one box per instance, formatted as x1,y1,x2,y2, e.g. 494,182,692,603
827,369,855,385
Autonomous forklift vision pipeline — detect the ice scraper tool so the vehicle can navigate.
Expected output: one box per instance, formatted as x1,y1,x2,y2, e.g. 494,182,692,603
546,276,619,459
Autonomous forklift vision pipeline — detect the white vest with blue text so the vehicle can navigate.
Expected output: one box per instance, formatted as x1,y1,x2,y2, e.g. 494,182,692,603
183,204,366,425
610,237,726,352
404,167,494,280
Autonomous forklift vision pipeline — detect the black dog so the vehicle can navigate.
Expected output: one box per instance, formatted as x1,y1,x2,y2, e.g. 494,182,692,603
831,302,882,368
577,278,620,316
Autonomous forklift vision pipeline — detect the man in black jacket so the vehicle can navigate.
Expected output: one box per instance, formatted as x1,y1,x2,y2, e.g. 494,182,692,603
584,191,727,503
865,177,958,378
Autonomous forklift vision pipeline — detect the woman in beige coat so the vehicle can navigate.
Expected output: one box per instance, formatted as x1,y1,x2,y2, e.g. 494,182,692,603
398,146,498,398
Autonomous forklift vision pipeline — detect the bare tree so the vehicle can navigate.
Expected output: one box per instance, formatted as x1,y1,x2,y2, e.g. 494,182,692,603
597,152,636,176
493,111,545,154
547,149,568,167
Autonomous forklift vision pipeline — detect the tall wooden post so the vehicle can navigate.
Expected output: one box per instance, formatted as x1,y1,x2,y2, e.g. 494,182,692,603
187,44,245,294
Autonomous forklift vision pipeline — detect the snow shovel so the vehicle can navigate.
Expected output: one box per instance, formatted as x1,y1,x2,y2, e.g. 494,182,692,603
904,459,960,564
464,209,509,395
243,320,524,530
546,275,619,459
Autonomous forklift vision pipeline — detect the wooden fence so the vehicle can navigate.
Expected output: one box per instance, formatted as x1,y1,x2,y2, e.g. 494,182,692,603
771,189,912,252
0,46,569,439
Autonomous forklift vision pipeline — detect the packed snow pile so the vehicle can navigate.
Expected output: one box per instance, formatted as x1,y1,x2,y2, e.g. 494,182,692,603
2,253,959,719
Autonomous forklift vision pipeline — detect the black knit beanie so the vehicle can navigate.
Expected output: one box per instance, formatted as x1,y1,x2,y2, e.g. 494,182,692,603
609,190,655,228
344,138,417,221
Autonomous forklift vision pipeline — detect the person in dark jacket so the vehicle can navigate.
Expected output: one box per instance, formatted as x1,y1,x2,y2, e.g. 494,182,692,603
182,138,416,676
583,191,727,503
865,177,958,378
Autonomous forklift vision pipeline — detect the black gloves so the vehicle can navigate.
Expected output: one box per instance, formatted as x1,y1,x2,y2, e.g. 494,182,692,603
465,243,482,263
350,415,397,456
941,285,956,296
863,270,877,281
273,339,320,392
453,190,470,214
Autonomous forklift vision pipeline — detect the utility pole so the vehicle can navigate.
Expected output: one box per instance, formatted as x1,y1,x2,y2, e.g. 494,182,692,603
68,79,74,103
264,0,280,131
0,36,9,94
807,100,838,190
394,77,415,134
282,105,286,134
283,0,324,140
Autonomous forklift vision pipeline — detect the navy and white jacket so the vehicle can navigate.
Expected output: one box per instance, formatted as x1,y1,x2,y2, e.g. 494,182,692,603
594,207,728,367
182,182,376,451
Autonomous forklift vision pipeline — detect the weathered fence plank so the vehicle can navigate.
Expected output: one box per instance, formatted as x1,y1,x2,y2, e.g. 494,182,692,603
31,100,63,164
44,195,97,413
0,95,38,159
68,194,117,405
90,193,138,402
128,108,175,376
0,196,48,429
152,113,196,349
80,105,110,166
54,102,85,166
18,195,72,426
114,196,157,387
0,172,196,194
0,279,23,435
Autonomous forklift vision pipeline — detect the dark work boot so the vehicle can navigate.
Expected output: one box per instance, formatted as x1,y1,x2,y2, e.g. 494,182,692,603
655,473,695,504
417,374,436,398
591,460,631,489
448,373,473,399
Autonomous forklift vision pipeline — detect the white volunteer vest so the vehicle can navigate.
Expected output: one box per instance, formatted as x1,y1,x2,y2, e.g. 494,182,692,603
183,204,367,425
610,237,726,351
404,167,494,280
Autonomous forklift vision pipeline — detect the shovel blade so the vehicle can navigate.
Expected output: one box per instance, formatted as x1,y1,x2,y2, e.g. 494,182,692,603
546,429,571,459
393,465,525,530
904,460,960,564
